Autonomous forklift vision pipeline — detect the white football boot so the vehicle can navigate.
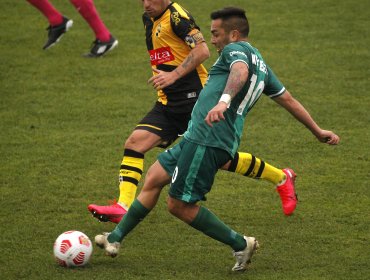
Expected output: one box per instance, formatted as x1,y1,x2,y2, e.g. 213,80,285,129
95,232,120,257
232,236,259,272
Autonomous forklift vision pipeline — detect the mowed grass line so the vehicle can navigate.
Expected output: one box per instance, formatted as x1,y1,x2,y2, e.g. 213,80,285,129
0,0,369,279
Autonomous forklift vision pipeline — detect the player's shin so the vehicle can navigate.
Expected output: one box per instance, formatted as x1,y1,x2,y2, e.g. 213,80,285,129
228,152,285,185
118,149,144,208
108,199,150,243
189,206,246,251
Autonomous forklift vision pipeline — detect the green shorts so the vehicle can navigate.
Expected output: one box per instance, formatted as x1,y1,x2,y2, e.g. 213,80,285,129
158,139,231,203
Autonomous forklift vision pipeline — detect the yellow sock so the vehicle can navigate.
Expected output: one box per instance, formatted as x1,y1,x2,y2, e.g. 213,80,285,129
118,149,144,208
228,152,285,185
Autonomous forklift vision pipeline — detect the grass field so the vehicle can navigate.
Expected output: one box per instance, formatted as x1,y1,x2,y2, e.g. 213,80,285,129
1,0,369,279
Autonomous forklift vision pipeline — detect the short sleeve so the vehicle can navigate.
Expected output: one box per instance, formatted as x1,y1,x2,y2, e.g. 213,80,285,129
170,9,200,41
263,65,286,98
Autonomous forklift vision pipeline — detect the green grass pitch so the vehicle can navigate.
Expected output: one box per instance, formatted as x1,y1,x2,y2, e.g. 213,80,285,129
1,0,369,279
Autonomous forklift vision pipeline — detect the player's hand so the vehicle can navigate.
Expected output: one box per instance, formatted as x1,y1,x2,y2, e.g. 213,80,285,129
148,67,179,90
205,102,228,127
316,130,340,145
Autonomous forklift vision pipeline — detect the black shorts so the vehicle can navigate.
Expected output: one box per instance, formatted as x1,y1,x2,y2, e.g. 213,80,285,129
135,102,192,148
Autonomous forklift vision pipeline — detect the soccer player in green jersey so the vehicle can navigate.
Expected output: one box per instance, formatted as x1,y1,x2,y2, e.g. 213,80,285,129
89,0,304,223
95,7,340,271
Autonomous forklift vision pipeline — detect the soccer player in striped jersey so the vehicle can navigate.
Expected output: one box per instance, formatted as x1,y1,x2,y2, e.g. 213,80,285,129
94,7,339,271
88,0,308,223
26,0,118,57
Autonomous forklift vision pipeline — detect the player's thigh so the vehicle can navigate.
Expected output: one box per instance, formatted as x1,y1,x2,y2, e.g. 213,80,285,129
136,102,190,148
144,160,171,190
138,160,171,209
124,129,163,152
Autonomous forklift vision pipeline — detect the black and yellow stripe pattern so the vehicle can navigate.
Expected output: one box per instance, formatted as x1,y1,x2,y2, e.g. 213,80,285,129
118,149,144,207
228,152,285,184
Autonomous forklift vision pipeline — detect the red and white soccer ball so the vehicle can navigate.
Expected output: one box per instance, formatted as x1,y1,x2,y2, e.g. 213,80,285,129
53,230,93,267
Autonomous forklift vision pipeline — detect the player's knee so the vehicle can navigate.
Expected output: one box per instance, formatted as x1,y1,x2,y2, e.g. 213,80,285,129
141,161,169,194
167,197,184,218
124,131,159,152
124,134,139,149
143,167,160,190
167,198,198,224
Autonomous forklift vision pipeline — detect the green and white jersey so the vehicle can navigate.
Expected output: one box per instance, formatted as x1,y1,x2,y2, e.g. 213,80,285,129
184,41,285,157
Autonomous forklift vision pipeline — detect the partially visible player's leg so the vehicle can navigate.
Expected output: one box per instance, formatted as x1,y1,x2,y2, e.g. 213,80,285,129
118,129,162,207
69,0,118,57
27,0,63,26
88,103,184,223
111,160,170,240
118,103,181,210
95,155,173,256
168,198,258,271
166,143,258,271
27,0,73,49
88,129,162,223
70,0,110,41
224,152,285,184
223,152,298,215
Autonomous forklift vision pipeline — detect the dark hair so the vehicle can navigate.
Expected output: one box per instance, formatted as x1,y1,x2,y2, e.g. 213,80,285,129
210,7,249,37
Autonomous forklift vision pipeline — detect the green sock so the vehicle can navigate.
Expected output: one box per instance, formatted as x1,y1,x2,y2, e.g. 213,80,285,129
189,206,246,251
108,199,150,243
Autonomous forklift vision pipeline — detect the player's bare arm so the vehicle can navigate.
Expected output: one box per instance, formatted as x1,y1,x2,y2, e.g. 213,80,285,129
205,61,249,127
148,30,210,90
175,30,210,77
273,91,340,145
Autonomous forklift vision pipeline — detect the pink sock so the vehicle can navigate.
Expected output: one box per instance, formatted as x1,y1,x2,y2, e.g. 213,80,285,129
70,0,111,42
27,0,64,26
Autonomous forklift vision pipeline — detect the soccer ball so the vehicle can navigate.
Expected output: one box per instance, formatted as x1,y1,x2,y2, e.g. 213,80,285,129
53,230,93,267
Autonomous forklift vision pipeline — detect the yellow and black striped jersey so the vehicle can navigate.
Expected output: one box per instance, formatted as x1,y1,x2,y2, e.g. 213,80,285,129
143,2,208,113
